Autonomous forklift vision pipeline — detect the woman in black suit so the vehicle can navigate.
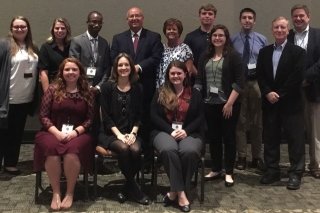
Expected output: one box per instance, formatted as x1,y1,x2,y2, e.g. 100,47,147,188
151,60,204,212
195,24,244,186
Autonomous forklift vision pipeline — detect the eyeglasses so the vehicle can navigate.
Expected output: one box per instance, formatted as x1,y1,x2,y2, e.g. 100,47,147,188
212,34,225,38
12,25,27,30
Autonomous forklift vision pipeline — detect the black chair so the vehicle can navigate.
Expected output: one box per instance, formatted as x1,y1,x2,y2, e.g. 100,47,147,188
93,146,145,199
151,148,205,204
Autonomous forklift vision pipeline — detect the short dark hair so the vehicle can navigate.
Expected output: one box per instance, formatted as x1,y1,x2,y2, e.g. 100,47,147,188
291,4,310,17
239,8,256,20
162,18,183,36
199,3,217,16
87,11,103,22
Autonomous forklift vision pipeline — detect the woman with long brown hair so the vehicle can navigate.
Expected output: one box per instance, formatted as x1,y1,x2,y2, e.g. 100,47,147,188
34,58,95,210
195,24,244,186
151,60,204,212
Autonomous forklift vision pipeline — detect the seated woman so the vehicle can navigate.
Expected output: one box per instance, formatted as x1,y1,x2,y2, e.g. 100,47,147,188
97,53,149,205
34,58,95,210
151,60,204,212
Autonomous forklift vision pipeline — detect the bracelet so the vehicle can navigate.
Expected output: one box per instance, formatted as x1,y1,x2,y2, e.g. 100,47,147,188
131,132,137,137
74,129,80,136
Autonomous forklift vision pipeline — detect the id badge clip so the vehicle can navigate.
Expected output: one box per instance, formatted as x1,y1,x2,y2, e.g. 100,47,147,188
247,63,256,70
61,124,74,134
86,67,96,78
172,122,183,130
209,86,219,94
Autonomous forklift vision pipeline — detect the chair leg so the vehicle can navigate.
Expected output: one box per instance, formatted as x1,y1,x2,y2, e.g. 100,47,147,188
152,155,158,200
140,153,145,189
35,171,42,204
83,170,89,201
200,156,205,204
93,154,98,200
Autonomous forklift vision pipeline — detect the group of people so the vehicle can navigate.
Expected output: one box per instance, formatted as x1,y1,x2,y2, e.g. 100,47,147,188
0,2,319,212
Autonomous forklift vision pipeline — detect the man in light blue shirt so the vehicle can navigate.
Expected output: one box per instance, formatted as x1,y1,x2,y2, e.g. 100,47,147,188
231,8,267,171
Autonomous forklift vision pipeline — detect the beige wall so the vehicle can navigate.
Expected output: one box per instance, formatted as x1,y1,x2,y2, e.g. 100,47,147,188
1,0,319,45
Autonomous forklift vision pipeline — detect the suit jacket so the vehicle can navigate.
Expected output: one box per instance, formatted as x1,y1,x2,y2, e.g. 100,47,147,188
288,27,320,102
110,28,163,103
69,33,111,87
257,41,306,113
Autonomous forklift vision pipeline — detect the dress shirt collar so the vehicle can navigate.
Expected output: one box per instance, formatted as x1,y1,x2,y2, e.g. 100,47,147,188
274,39,287,49
86,30,99,41
293,25,309,34
130,29,142,38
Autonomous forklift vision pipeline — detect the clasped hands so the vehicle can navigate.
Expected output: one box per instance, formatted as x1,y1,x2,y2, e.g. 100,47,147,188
117,133,136,145
56,130,77,143
171,129,187,141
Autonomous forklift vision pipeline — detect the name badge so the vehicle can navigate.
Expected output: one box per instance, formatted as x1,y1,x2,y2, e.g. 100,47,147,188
61,124,74,134
24,73,33,78
86,67,96,78
209,86,219,94
247,63,256,70
172,122,183,130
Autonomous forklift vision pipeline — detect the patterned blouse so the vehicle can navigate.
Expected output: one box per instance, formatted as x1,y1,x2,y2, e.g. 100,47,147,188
156,43,193,88
39,85,94,131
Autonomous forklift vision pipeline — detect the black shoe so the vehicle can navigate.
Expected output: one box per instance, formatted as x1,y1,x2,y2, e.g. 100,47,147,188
129,181,150,205
117,192,127,203
163,194,176,207
4,167,21,175
178,204,191,212
260,173,280,184
311,171,320,179
251,158,265,171
236,157,246,170
287,175,301,190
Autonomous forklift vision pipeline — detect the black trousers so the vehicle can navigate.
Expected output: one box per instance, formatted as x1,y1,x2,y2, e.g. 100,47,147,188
0,103,30,168
262,108,305,177
205,103,240,175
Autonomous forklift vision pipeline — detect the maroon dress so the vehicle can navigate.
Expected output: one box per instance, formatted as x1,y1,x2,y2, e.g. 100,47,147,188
33,85,95,172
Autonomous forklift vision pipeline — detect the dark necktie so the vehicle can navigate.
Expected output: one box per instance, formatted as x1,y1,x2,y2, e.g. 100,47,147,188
243,34,250,66
91,38,98,63
133,33,139,53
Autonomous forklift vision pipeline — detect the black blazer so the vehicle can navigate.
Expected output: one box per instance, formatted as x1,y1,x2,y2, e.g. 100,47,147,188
111,28,163,102
288,27,320,102
69,33,111,87
257,42,306,113
195,49,244,101
150,88,204,140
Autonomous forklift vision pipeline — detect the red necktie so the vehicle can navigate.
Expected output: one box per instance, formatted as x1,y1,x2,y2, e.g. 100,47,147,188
133,33,139,53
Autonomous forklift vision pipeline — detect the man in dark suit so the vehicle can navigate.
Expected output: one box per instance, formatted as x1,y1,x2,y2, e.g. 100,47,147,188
110,7,163,167
288,4,320,179
257,16,306,190
70,11,111,91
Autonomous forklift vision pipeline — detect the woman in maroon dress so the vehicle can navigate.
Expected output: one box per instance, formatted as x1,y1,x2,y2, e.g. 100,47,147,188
34,58,94,210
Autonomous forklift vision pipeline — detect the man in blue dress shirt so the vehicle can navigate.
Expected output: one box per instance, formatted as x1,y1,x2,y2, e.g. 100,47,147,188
231,8,267,171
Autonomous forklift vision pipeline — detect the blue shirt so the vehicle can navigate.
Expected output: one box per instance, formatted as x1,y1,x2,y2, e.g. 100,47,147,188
231,31,267,64
272,40,287,78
